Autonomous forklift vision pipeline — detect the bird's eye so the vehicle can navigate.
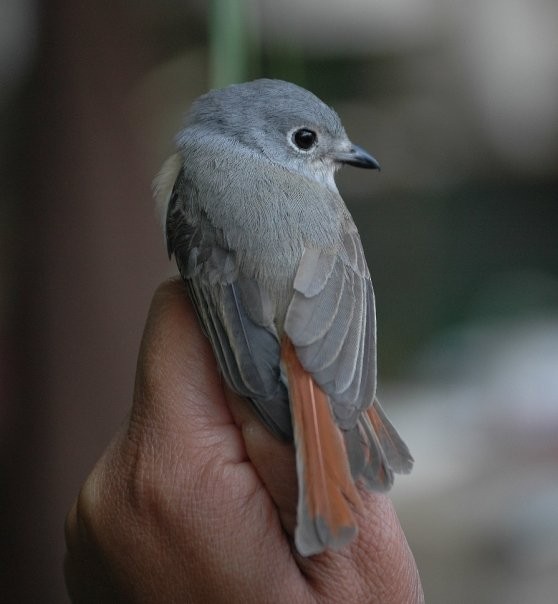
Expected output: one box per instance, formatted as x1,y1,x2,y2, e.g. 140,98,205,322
292,128,317,151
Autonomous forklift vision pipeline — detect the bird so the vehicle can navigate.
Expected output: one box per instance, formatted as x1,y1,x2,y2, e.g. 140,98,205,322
154,78,413,556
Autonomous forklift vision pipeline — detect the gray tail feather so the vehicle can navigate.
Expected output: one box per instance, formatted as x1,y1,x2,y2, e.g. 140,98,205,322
344,398,413,492
371,398,414,475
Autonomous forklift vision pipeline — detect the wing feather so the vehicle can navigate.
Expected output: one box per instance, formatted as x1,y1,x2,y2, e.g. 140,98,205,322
285,227,377,428
166,168,292,440
295,273,355,371
286,258,345,346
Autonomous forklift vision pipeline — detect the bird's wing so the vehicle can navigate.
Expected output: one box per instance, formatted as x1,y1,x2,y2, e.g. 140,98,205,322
281,223,378,555
282,224,413,555
166,167,291,440
284,223,377,429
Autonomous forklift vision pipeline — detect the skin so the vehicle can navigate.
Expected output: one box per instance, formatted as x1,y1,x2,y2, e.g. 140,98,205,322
64,279,424,603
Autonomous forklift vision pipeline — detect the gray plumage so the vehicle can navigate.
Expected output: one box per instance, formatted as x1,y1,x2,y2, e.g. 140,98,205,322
156,79,413,556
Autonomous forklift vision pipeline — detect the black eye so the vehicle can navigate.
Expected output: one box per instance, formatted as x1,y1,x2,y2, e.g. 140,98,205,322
292,128,317,151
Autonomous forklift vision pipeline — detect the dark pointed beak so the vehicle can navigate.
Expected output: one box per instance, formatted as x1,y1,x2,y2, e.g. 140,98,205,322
335,144,381,170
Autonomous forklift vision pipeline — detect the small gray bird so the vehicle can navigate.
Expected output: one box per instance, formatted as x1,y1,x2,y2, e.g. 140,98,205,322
154,79,413,557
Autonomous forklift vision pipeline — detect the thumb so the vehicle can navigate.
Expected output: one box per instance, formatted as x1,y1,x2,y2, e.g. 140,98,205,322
131,278,234,443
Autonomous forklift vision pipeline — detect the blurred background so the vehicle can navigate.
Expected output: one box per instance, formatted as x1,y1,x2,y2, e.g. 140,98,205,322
1,0,557,601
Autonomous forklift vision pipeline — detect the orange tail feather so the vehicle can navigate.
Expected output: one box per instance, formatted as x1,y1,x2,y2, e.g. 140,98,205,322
281,337,362,556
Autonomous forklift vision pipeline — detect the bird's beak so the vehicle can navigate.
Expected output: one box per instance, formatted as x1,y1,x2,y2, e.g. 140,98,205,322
335,144,380,170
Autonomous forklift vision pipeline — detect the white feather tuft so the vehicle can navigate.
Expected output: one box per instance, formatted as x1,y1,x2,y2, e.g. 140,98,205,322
152,153,183,230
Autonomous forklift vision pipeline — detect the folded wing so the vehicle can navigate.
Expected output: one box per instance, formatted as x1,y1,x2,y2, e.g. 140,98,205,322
166,168,292,440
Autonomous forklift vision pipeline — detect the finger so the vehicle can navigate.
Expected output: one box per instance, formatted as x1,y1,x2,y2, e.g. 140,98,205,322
353,493,423,603
296,492,423,603
225,388,298,536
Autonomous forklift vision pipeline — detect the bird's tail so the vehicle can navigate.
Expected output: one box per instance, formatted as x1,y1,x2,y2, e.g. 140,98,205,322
281,337,413,556
347,399,413,492
281,337,362,557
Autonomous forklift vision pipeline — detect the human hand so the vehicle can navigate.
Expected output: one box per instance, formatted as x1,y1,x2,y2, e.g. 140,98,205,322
64,279,423,603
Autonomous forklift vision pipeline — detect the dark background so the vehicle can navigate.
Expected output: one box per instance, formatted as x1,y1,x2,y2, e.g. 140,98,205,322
1,1,557,601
